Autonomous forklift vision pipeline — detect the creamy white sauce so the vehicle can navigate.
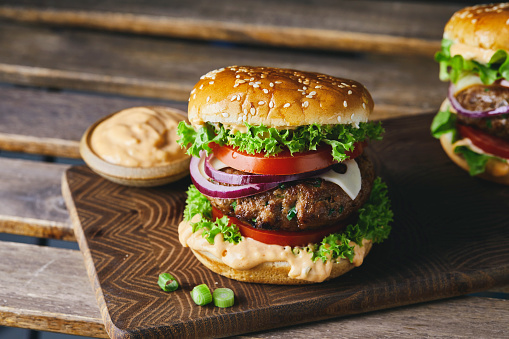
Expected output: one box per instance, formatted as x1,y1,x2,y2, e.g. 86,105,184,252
178,214,369,282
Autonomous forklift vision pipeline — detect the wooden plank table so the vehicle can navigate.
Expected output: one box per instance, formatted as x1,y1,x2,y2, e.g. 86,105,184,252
0,1,507,338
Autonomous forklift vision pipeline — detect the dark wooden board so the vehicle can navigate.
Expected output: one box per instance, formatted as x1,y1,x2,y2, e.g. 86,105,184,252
0,20,447,117
63,113,509,338
0,0,464,56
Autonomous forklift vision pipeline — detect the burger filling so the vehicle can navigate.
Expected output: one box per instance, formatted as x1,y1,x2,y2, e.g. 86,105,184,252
432,38,509,176
209,155,374,232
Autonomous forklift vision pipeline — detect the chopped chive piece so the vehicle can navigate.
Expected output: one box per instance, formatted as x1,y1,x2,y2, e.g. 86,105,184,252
191,284,212,306
158,273,179,292
287,206,297,220
213,288,235,308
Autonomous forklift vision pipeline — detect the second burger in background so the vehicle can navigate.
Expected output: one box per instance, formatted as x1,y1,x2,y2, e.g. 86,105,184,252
177,66,392,284
432,3,509,184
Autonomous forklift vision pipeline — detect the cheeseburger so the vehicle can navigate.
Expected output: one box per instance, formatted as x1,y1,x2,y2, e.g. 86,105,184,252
177,66,392,284
432,3,509,184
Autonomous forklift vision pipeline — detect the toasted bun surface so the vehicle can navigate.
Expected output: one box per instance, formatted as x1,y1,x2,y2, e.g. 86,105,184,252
190,241,372,285
444,3,509,63
188,66,373,129
438,99,509,185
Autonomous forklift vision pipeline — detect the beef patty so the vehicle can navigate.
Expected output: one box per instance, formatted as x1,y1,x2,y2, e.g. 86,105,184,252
455,84,509,140
208,155,375,232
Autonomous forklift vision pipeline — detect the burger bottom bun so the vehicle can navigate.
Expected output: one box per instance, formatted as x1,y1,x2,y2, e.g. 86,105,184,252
439,133,509,185
190,240,372,285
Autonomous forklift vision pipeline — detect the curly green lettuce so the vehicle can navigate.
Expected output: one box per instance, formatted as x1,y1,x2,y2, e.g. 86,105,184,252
435,38,509,84
177,121,384,163
182,178,392,264
430,104,501,176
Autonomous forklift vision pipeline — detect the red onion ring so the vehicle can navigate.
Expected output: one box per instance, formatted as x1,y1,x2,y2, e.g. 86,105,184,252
203,153,331,185
448,82,509,118
190,152,279,198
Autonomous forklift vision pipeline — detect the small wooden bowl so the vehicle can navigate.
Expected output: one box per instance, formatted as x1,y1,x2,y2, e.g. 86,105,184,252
80,107,190,187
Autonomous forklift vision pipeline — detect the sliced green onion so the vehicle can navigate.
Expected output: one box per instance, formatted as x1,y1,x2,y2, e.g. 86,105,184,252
191,284,212,306
158,273,179,292
212,288,235,308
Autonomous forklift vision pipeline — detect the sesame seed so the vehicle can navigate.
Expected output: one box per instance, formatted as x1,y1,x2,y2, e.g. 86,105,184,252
352,85,357,87
270,82,274,87
244,108,248,114
253,84,260,88
193,94,196,99
231,96,236,102
302,101,309,108
222,113,229,117
348,90,353,95
337,116,342,122
233,83,239,88
191,88,196,94
362,103,366,110
263,89,269,94
250,107,256,114
275,81,282,84
236,75,240,78
209,81,214,85
315,85,322,89
283,103,290,108
199,84,204,89
472,19,477,24
303,86,307,90
206,96,210,102
269,101,274,108
343,101,348,107
258,101,265,105
306,95,313,98
506,18,509,25
310,91,316,96
351,113,355,119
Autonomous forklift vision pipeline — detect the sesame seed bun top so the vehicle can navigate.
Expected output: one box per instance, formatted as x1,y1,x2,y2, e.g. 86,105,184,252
187,66,374,129
444,3,509,63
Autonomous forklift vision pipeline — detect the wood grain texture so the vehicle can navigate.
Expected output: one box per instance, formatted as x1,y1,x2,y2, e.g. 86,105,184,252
0,84,185,158
0,157,73,240
241,296,509,338
0,241,506,339
0,0,463,56
63,113,509,338
0,241,108,338
0,21,447,118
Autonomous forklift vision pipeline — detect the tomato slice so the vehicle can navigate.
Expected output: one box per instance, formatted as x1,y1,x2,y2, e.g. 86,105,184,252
212,207,350,247
209,142,364,175
458,124,509,159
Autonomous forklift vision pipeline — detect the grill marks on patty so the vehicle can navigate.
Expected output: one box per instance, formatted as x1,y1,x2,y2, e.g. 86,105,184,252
208,155,375,232
455,84,509,140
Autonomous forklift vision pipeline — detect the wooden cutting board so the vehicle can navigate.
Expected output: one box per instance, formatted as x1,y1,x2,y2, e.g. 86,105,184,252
62,113,509,338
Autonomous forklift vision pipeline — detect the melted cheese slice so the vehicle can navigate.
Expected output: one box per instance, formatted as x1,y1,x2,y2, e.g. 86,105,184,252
316,159,361,200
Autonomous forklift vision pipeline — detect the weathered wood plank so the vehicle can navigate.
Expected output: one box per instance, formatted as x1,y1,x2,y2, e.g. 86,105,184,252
0,0,463,56
0,241,507,338
0,241,107,338
0,157,73,240
0,21,448,119
0,84,186,158
240,296,509,338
